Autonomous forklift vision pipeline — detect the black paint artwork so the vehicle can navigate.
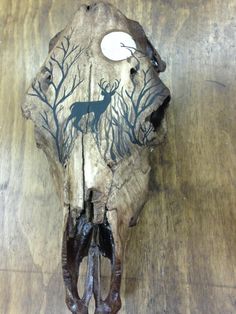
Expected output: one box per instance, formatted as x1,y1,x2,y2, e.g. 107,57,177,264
65,79,120,133
28,29,87,163
28,29,167,164
98,67,167,162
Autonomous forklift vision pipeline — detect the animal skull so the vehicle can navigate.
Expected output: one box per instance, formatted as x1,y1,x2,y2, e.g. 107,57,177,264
22,2,170,314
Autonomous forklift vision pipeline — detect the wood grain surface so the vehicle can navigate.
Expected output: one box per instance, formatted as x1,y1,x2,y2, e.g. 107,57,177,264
0,0,235,313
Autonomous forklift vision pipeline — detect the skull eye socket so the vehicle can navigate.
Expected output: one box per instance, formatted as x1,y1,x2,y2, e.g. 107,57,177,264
149,96,171,130
100,31,137,61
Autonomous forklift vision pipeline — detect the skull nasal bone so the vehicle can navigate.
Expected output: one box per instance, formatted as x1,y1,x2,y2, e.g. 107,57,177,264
150,95,171,131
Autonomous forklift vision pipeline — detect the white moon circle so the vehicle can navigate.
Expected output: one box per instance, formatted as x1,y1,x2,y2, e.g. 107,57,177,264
101,31,137,61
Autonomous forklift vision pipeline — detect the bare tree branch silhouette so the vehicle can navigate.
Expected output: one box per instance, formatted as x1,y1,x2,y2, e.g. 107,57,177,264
28,28,87,163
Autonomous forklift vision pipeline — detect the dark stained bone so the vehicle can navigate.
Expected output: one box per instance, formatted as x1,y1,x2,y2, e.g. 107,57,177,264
22,2,170,313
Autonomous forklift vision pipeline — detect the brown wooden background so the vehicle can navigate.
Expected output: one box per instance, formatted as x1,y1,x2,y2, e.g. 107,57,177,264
0,0,236,313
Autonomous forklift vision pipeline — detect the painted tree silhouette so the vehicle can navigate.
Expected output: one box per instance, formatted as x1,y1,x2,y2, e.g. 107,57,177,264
116,67,166,146
28,29,87,163
98,67,168,162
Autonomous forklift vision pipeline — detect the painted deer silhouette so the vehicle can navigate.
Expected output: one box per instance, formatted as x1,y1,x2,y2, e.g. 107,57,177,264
65,79,120,132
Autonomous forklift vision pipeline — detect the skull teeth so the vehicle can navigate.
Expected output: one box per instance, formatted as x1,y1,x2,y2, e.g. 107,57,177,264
63,206,121,314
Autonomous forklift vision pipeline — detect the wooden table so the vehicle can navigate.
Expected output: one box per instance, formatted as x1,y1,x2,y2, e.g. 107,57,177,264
0,0,235,313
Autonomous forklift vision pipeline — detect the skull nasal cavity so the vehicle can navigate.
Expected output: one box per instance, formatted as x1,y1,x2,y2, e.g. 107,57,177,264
150,95,170,130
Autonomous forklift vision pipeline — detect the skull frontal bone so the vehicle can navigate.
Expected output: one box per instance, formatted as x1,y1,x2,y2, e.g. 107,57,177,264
22,2,170,313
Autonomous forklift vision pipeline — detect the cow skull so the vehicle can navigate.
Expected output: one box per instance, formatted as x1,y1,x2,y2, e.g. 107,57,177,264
22,2,170,313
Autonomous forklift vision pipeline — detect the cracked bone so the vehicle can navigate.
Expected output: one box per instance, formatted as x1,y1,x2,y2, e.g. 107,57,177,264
22,2,170,313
